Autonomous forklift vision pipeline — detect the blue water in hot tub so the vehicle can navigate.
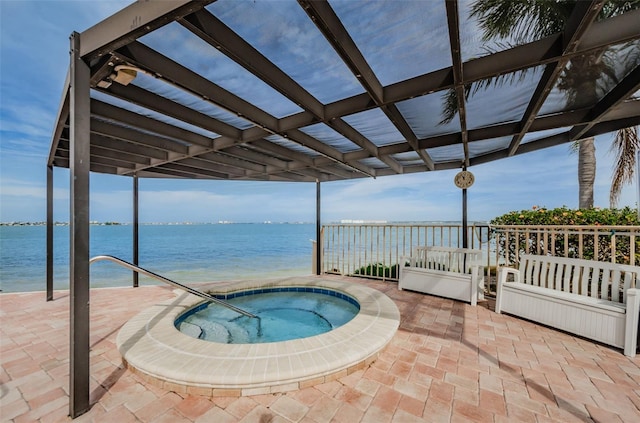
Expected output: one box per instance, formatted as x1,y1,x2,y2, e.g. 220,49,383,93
175,287,360,344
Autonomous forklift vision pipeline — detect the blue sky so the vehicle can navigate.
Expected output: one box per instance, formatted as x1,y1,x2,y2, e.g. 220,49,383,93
0,1,637,224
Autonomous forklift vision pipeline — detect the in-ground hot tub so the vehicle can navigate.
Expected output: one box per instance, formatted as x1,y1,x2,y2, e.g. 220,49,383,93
116,276,400,396
176,286,360,344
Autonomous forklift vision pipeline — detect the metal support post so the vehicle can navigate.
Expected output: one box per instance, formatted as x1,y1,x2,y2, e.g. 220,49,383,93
316,180,321,275
46,165,54,301
69,31,91,419
462,189,468,249
133,174,139,287
462,165,469,249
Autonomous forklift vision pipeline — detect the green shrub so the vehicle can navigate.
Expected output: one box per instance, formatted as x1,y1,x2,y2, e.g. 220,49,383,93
353,262,400,279
490,206,638,226
490,206,639,264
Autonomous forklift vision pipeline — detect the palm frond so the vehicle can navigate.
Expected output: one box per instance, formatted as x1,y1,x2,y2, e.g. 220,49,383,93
439,89,459,125
465,0,640,208
620,40,640,74
600,0,640,18
442,1,640,126
439,41,535,125
470,0,571,44
609,126,639,207
599,40,640,90
439,85,473,125
569,140,580,154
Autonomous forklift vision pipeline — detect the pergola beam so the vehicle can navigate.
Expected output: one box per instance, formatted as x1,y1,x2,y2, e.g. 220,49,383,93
326,119,403,174
181,7,398,174
297,0,382,102
89,119,189,155
298,0,431,171
198,149,268,173
113,42,278,129
47,5,640,184
101,84,337,178
287,8,640,129
102,83,241,139
112,41,376,177
58,95,638,183
470,114,640,166
445,0,469,168
138,166,193,179
568,64,640,141
61,6,639,183
91,99,215,148
79,0,212,61
47,2,640,187
180,9,324,120
90,111,373,181
57,139,151,167
159,162,229,179
89,133,169,161
229,147,325,180
420,100,640,151
249,140,314,166
55,146,140,171
507,0,604,156
47,71,69,166
54,156,119,175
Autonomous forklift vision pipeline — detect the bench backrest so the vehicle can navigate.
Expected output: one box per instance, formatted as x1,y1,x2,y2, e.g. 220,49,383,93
412,246,482,274
518,254,639,304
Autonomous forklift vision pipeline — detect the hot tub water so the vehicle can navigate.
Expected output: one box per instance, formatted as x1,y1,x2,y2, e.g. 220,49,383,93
176,288,360,343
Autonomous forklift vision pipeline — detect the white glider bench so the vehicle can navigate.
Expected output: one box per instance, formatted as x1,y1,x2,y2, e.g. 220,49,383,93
496,254,640,357
398,246,485,306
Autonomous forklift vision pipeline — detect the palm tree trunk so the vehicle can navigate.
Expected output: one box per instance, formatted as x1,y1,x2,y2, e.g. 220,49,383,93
578,137,596,209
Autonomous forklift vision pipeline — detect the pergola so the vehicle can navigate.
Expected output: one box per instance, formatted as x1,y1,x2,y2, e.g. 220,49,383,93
46,0,640,418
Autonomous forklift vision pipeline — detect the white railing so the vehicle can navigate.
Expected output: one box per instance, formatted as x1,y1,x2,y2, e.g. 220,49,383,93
89,255,258,318
491,225,639,267
320,224,639,297
321,223,493,283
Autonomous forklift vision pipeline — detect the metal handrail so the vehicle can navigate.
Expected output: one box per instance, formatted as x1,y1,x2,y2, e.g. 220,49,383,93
89,255,257,319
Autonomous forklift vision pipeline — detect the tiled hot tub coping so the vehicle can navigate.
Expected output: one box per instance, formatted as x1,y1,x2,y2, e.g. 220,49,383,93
117,276,401,397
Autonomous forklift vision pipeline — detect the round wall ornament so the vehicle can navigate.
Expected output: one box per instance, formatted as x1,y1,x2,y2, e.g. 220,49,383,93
454,170,474,189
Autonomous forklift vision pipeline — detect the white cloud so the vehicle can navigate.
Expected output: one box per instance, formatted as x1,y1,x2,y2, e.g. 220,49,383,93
0,178,68,201
130,188,314,223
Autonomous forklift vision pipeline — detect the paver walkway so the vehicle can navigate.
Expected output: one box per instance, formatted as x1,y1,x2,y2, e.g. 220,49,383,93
2,276,639,422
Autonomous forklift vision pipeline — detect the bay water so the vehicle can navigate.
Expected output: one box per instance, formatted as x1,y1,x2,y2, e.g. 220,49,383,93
0,223,315,293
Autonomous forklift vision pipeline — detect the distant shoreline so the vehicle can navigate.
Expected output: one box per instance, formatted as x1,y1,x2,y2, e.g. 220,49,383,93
0,221,314,227
1,220,482,227
1,221,120,227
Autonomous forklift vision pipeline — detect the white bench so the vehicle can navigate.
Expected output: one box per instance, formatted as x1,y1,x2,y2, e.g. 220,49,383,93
496,254,640,357
398,246,485,306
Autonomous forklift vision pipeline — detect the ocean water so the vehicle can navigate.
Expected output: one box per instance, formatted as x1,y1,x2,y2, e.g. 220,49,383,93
0,223,315,293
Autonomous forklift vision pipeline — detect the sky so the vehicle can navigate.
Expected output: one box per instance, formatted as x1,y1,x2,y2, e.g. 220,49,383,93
0,0,638,224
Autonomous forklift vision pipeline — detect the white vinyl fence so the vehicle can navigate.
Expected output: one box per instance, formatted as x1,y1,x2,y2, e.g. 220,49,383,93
321,223,493,282
320,223,639,296
491,225,639,267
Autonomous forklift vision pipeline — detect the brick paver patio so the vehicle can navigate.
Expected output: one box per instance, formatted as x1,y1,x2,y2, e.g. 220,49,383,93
2,276,639,422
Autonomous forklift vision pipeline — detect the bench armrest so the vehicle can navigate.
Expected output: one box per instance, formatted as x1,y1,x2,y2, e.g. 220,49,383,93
399,256,414,269
470,264,485,304
398,256,413,282
625,288,640,357
495,266,520,314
